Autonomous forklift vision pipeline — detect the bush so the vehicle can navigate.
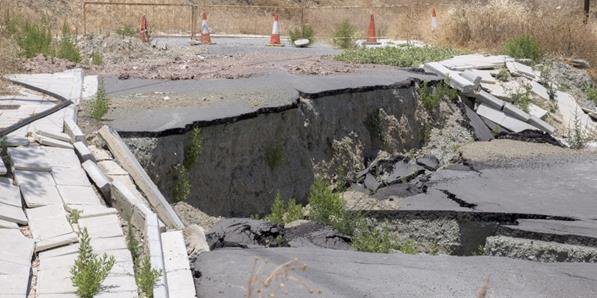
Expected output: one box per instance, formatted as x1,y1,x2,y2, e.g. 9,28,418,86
333,19,358,49
91,51,103,65
568,112,587,150
90,80,109,120
308,179,349,233
495,69,510,82
136,256,162,298
116,24,137,38
69,209,81,224
510,85,532,112
288,24,314,46
16,20,53,58
585,87,597,103
503,35,541,62
172,164,191,202
71,228,115,298
56,23,81,63
351,221,393,253
417,81,457,111
265,192,303,225
183,127,202,170
126,217,141,264
335,45,459,67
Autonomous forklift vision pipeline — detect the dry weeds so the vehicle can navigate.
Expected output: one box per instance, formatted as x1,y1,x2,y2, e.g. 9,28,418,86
246,257,321,297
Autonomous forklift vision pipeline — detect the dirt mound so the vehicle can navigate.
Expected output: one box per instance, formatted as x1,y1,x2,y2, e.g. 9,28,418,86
78,34,166,64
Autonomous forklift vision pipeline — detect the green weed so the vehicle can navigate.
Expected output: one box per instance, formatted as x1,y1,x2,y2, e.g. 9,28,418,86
16,20,53,58
568,112,587,149
417,80,457,111
91,51,103,65
503,35,542,63
585,87,597,103
90,80,109,120
126,216,141,265
333,19,358,49
56,22,80,63
135,256,162,298
495,69,510,82
172,164,191,202
265,192,303,225
183,127,202,170
308,179,350,234
510,85,532,112
70,228,115,298
69,209,81,224
265,143,285,170
116,24,137,38
351,221,393,253
335,45,459,67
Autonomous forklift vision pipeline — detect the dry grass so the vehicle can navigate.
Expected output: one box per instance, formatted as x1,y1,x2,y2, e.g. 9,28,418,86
246,257,321,297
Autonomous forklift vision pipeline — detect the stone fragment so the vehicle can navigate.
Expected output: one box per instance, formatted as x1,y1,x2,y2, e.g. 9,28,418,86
476,90,505,110
506,61,537,79
476,104,537,133
416,155,440,171
184,224,210,255
294,38,310,47
34,129,71,143
570,59,590,69
364,173,381,192
33,133,74,149
98,160,129,176
528,103,548,119
528,115,556,134
503,103,531,122
464,104,494,141
88,145,113,161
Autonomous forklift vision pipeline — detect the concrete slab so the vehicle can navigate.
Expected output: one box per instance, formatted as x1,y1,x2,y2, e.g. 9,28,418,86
78,214,124,239
3,135,30,147
98,160,129,176
15,170,63,207
73,141,93,161
82,75,99,100
161,230,190,272
469,69,497,84
440,54,513,70
0,201,28,224
476,104,537,132
26,204,74,242
503,102,531,122
0,229,35,264
8,146,51,171
36,266,76,294
34,129,71,143
0,258,31,296
44,147,81,169
52,166,91,186
0,218,19,228
528,103,548,119
7,69,83,102
0,180,22,208
36,232,78,252
0,158,6,175
67,206,117,219
476,90,505,110
34,134,74,149
463,104,493,141
166,269,196,298
556,91,596,132
528,115,556,134
57,185,103,207
82,160,111,197
38,244,78,258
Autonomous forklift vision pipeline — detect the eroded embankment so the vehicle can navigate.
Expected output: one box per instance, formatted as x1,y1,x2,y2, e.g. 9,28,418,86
123,83,427,217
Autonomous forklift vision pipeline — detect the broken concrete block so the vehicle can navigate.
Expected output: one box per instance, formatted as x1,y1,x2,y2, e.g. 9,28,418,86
66,205,118,219
530,81,550,101
8,146,52,171
3,135,30,147
476,90,505,110
476,104,537,133
165,268,196,298
480,116,508,134
34,129,72,143
57,185,103,207
26,204,77,252
506,61,537,79
82,160,110,197
44,147,81,169
528,103,548,119
73,141,93,161
529,115,556,134
556,91,596,132
161,230,191,272
440,54,513,70
98,160,129,176
0,218,19,228
364,173,381,192
464,104,494,141
89,145,113,161
424,62,476,94
0,229,34,296
64,118,84,143
15,170,63,207
469,69,497,84
36,232,79,253
460,70,482,86
416,155,440,171
33,133,74,149
503,103,531,122
82,75,99,100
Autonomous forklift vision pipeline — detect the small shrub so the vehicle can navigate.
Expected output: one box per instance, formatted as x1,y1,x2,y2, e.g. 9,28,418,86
333,19,358,49
288,24,314,46
90,80,109,120
510,85,532,112
126,216,140,264
56,23,81,63
397,239,417,254
308,179,348,233
503,35,541,63
335,45,459,67
265,143,285,170
16,20,53,58
585,87,597,103
71,228,115,298
116,24,137,38
265,192,303,225
91,51,103,65
568,112,587,149
136,256,162,298
183,127,202,170
172,164,191,202
417,81,456,111
495,69,510,82
69,209,81,224
351,221,393,253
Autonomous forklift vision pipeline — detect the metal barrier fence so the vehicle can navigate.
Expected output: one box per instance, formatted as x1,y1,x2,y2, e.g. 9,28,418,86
81,1,457,40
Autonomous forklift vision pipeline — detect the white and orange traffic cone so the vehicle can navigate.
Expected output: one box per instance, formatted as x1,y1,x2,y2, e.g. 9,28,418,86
201,12,212,44
139,15,149,43
365,14,379,44
269,14,283,46
431,8,438,31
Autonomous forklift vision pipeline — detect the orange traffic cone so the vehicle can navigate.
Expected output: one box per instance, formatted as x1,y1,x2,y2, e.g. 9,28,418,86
431,8,438,31
201,12,212,44
269,14,282,46
366,14,379,44
140,15,149,43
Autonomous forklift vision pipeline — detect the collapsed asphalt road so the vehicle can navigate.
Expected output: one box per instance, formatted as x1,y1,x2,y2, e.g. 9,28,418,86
193,247,597,297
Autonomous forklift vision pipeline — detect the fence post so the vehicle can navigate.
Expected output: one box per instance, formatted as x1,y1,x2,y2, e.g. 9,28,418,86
190,5,197,39
83,2,87,35
584,0,590,24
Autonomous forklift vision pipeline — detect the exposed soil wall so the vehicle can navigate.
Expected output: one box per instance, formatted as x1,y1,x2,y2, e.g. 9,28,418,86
124,85,426,217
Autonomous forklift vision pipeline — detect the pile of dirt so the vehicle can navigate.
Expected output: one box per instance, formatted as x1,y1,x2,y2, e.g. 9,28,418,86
21,54,78,73
77,34,169,65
